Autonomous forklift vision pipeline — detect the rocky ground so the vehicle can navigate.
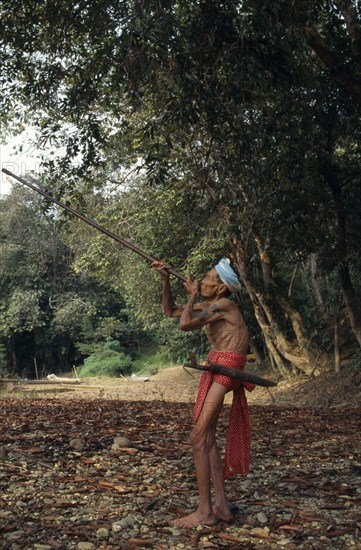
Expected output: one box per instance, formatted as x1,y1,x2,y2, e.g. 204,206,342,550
0,366,360,550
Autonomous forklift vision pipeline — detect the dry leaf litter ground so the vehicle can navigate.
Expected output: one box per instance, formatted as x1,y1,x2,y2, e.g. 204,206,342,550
0,366,360,550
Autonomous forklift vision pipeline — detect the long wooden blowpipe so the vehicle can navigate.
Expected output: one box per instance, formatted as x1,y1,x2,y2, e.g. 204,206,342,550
2,168,187,282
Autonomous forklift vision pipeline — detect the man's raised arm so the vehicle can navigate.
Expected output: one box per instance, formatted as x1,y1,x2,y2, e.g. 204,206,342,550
152,261,183,317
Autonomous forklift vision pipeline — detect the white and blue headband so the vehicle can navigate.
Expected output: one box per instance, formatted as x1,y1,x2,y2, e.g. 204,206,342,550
215,258,242,294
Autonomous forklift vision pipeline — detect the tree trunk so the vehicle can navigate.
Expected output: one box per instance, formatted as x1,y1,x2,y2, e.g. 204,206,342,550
231,238,317,378
12,350,17,373
334,317,341,373
338,263,361,346
304,24,361,102
327,170,361,346
275,295,319,375
309,253,324,309
254,234,272,288
248,340,263,366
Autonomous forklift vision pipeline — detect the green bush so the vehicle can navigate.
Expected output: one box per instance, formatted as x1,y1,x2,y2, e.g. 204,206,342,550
132,350,172,375
0,344,9,377
79,340,133,377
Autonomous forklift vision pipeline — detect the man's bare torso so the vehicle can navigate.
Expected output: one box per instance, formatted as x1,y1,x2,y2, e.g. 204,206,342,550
200,298,249,354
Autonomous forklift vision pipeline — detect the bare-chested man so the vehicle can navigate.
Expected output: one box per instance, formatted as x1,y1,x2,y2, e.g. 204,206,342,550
153,258,255,528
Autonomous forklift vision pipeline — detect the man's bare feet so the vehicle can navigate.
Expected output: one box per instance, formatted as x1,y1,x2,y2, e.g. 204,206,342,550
212,504,234,522
173,511,216,528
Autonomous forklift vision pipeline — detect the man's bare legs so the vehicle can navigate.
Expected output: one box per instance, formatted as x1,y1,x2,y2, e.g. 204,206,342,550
173,382,229,528
208,432,234,521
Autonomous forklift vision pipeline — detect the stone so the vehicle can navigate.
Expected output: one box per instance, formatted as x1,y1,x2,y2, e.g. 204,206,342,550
114,436,131,447
0,446,7,459
112,520,124,533
278,538,292,546
77,543,95,550
118,518,130,529
69,438,84,450
241,480,253,489
96,527,110,539
126,515,137,526
251,527,269,537
4,531,25,541
256,512,268,524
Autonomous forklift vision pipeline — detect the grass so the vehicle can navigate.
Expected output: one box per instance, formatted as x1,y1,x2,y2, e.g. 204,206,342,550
131,351,173,376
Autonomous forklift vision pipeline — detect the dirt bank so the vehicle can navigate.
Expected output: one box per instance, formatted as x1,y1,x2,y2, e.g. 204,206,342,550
4,364,360,409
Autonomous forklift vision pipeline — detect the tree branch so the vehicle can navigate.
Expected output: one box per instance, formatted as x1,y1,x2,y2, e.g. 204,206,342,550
304,24,361,101
334,0,361,61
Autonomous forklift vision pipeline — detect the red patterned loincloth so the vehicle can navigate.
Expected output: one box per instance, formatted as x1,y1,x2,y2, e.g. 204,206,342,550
193,351,255,479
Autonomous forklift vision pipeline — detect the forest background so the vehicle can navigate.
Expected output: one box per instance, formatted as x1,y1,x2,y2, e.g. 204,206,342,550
1,0,361,381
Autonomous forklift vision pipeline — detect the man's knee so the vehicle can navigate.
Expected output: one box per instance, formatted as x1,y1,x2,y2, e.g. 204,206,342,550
190,427,207,450
190,427,215,451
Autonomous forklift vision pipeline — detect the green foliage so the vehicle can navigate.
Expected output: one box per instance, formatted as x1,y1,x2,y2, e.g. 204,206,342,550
0,344,8,377
51,293,96,340
1,0,361,371
78,340,133,378
132,350,172,376
0,187,135,376
0,290,44,335
350,350,361,370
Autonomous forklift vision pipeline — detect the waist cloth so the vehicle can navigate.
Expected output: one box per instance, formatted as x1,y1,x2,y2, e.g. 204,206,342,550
193,350,255,479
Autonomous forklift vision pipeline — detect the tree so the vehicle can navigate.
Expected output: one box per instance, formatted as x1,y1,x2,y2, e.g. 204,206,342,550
0,185,132,376
1,1,361,375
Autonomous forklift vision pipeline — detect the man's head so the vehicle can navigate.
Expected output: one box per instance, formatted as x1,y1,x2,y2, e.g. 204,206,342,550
200,269,229,299
214,258,242,295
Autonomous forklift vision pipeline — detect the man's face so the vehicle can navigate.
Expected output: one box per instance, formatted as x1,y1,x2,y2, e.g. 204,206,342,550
200,269,223,298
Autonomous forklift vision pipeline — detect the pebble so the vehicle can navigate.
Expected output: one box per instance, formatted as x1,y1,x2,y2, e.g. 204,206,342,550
96,527,110,539
256,511,268,524
77,543,95,550
251,527,269,537
126,515,138,526
112,520,124,532
115,517,132,529
0,445,7,458
69,438,84,450
241,480,253,489
33,545,52,550
114,436,131,447
4,531,25,540
278,538,292,546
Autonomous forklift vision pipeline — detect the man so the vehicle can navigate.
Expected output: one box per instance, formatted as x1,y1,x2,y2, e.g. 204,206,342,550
153,258,255,528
